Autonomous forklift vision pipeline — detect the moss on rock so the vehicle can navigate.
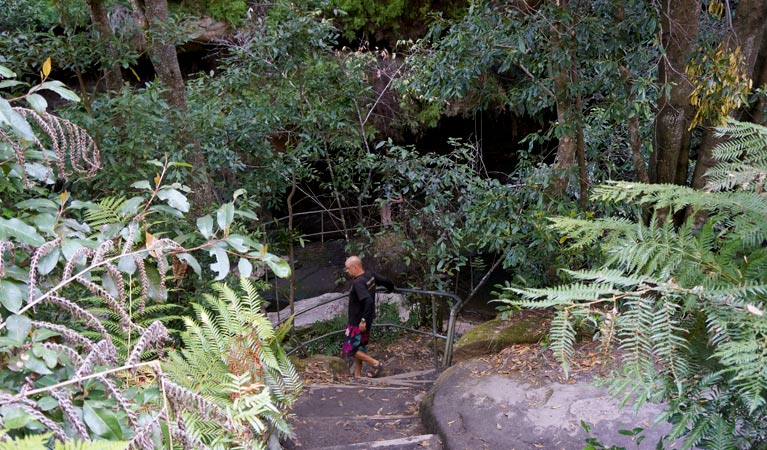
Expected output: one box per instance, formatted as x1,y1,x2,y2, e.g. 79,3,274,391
453,315,547,362
292,354,349,377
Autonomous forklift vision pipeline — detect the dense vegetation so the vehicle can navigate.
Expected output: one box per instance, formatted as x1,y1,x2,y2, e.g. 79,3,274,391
1,0,766,448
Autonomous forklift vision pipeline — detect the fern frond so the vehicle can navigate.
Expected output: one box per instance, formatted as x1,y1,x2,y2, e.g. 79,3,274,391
505,282,619,306
548,216,636,249
549,309,576,377
561,268,652,288
163,278,301,447
84,196,129,228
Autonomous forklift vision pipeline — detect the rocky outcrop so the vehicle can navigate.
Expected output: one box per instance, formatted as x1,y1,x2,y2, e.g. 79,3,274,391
452,316,546,362
421,359,681,450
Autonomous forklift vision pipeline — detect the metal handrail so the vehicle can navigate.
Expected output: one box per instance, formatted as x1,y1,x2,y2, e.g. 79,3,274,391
286,324,448,357
280,286,468,367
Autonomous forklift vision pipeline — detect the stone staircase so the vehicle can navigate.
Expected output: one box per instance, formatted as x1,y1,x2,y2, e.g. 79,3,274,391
285,370,443,450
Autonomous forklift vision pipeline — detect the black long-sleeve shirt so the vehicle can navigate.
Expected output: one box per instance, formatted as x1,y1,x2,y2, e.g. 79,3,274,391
347,271,394,326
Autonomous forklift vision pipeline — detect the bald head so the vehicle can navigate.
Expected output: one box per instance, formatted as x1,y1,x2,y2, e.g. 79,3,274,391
345,256,364,278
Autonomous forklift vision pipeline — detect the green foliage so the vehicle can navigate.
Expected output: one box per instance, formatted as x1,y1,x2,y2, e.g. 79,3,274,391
0,66,297,448
164,278,302,446
401,0,660,181
200,0,248,26
328,0,405,39
323,0,466,42
356,140,591,292
499,120,767,448
0,431,128,449
0,0,61,30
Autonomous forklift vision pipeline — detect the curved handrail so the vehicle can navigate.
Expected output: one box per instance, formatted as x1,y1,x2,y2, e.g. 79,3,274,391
286,323,448,357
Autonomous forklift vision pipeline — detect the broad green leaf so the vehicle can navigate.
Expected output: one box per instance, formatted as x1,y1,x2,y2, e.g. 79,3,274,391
83,402,123,439
197,215,214,239
6,314,32,346
262,253,290,278
117,255,137,274
149,204,184,218
209,246,230,281
0,280,23,313
157,188,189,212
0,65,16,77
0,80,26,89
15,198,58,211
68,200,98,209
226,235,248,252
177,252,202,275
25,162,54,184
102,271,120,300
0,407,32,429
0,98,35,141
36,248,60,275
32,327,60,342
130,180,152,190
27,93,47,113
238,258,253,278
23,354,52,374
217,203,235,231
0,217,46,246
145,263,167,302
119,197,144,215
234,209,259,220
37,396,59,411
39,80,80,102
61,238,85,261
32,344,59,367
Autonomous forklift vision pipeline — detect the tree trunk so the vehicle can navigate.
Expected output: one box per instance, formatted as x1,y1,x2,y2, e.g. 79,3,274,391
141,0,216,209
693,0,767,189
615,3,649,184
549,0,578,197
650,0,701,186
86,0,124,92
749,41,767,125
619,63,651,184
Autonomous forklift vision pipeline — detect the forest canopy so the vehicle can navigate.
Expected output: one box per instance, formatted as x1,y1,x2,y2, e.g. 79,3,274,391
0,0,766,448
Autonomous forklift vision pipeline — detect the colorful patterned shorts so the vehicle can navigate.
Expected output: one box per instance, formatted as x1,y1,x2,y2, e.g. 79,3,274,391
342,325,370,357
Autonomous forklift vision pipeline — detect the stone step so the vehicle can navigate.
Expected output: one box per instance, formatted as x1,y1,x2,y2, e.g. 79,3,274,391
292,385,425,418
312,434,443,450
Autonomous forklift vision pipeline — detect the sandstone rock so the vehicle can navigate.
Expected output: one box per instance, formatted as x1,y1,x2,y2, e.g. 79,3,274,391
452,315,546,362
291,354,349,377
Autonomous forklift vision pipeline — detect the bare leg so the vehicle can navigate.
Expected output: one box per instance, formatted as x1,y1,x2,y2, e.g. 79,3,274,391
353,350,379,377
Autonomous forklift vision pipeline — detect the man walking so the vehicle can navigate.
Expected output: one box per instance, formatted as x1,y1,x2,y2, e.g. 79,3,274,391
342,255,394,377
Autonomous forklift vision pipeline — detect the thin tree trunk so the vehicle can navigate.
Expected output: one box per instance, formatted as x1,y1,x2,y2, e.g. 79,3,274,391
86,0,123,93
749,37,767,125
650,0,701,186
141,0,216,210
75,70,93,115
287,171,297,316
572,66,588,210
549,0,578,196
618,67,650,184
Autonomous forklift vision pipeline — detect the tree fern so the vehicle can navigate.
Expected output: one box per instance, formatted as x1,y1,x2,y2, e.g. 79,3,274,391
84,197,131,229
499,120,767,447
164,278,302,447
